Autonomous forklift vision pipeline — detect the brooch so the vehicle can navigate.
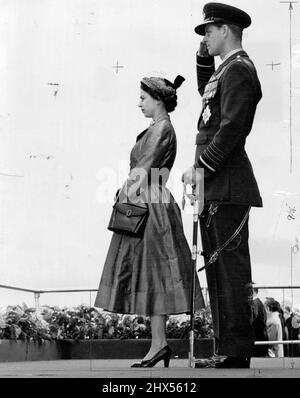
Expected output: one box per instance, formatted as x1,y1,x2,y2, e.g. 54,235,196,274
202,104,212,124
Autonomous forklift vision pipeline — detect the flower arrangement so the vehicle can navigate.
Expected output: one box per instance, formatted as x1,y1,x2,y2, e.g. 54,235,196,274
0,304,213,342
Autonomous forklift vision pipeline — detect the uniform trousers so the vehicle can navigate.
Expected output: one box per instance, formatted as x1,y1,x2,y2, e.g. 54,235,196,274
199,204,254,358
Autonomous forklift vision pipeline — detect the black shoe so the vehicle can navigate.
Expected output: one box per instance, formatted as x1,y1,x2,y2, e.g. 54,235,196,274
131,345,172,368
214,356,250,369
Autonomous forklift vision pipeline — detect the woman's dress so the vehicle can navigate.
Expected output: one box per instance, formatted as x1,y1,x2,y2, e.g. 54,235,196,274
94,115,204,315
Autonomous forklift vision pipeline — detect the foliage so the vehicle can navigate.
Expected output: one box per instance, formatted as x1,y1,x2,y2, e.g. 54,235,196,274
0,303,213,342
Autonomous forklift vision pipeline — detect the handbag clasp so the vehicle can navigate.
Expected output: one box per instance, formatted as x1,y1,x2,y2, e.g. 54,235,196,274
126,210,132,217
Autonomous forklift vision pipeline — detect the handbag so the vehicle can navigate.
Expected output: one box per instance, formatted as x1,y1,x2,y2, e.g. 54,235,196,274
107,199,149,238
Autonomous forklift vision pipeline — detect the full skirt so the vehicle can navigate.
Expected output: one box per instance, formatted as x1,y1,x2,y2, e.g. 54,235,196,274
95,189,204,316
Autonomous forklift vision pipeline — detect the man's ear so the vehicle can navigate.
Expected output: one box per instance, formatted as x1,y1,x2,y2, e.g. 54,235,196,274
222,24,230,38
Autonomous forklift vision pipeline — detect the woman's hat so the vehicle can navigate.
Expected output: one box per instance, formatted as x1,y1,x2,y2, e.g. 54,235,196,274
141,75,185,98
194,2,251,36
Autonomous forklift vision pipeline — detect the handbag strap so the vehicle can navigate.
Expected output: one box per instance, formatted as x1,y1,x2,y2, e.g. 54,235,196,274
113,181,127,204
114,182,145,205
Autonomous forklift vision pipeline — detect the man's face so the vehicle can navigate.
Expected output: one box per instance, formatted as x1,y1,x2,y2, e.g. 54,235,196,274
203,24,225,56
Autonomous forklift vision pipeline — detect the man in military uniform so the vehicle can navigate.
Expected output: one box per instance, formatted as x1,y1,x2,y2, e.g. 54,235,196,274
182,3,262,368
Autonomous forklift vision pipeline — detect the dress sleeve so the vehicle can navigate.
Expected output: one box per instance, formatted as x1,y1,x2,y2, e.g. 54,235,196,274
267,322,280,342
123,123,171,202
131,123,171,174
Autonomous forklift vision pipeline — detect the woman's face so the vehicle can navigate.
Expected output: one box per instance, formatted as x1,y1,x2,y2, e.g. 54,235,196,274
138,89,158,118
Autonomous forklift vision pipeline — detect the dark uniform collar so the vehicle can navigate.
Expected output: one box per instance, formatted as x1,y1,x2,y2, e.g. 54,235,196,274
215,50,248,75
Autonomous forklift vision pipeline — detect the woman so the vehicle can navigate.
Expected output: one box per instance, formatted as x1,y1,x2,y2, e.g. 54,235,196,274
94,75,204,368
265,299,284,358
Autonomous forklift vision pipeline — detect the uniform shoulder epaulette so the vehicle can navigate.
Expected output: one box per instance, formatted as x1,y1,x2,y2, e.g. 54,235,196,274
233,55,255,71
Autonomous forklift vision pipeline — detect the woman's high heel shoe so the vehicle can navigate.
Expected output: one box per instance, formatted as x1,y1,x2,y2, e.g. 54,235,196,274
131,345,172,368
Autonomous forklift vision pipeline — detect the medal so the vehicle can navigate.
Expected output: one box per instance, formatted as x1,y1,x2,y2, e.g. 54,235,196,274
202,104,211,124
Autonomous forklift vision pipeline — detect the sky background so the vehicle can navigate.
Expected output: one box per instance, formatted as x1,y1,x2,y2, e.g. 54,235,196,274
0,0,300,310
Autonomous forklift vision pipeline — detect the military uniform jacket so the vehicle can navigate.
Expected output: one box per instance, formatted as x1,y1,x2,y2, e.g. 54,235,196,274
194,50,263,207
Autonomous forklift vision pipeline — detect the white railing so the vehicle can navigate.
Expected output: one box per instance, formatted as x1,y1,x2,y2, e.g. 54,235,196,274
1,283,300,308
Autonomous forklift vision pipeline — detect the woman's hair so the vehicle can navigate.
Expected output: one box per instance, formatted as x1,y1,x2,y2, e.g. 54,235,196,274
265,298,282,313
270,301,282,313
140,75,185,113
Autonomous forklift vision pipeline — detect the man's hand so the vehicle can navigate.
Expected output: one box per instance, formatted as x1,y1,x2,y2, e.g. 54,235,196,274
198,40,209,57
182,166,196,187
181,166,203,188
181,166,204,208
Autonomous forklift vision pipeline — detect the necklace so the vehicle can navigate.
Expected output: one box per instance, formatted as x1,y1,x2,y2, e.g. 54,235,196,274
151,114,169,126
